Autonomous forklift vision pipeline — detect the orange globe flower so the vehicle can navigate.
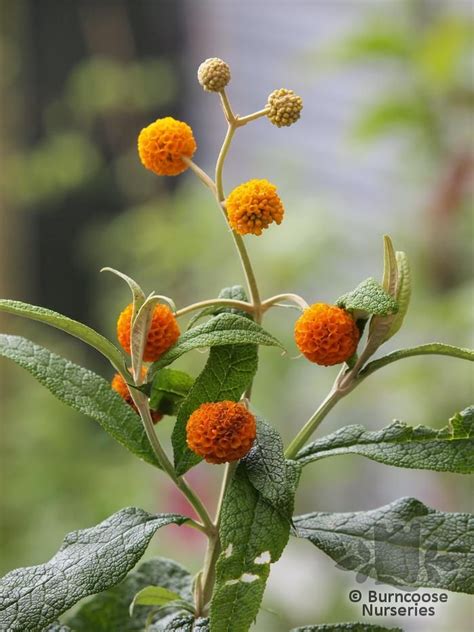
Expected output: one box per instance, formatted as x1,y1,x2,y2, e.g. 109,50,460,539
294,303,359,366
186,401,256,464
225,179,284,236
137,117,196,176
117,303,180,362
111,372,163,424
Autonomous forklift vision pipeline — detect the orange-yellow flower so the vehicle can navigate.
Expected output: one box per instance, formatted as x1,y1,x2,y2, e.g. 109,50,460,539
137,117,196,176
186,401,256,464
225,179,284,236
117,303,180,362
111,372,163,424
294,303,359,366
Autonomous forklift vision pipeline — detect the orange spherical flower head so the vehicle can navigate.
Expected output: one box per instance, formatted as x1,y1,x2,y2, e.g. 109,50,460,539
111,371,163,424
116,303,180,362
294,303,360,366
225,179,285,236
186,401,257,464
137,117,197,176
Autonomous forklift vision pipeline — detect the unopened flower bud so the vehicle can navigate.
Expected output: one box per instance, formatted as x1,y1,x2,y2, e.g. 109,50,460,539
266,88,303,127
197,58,231,92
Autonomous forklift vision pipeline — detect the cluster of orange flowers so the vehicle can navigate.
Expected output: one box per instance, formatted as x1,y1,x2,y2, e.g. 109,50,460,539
112,57,360,463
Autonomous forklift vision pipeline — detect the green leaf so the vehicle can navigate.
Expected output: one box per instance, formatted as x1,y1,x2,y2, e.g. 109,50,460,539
101,267,146,315
149,312,282,375
186,285,252,330
295,497,474,593
44,625,74,632
130,586,192,614
0,508,187,631
210,466,291,632
291,625,401,632
0,298,127,373
383,250,411,342
149,614,209,631
67,557,193,632
243,417,299,519
0,335,159,467
172,344,258,475
149,368,195,416
296,406,474,473
336,278,398,317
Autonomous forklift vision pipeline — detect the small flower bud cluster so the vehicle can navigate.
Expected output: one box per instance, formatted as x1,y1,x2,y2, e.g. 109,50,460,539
197,57,231,92
266,88,303,127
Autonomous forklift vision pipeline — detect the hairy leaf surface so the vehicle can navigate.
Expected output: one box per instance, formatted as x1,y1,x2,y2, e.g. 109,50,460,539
150,312,282,374
67,558,193,631
0,335,159,466
295,497,473,593
336,278,398,317
291,625,401,631
0,509,186,631
0,299,126,372
296,407,474,473
210,466,291,632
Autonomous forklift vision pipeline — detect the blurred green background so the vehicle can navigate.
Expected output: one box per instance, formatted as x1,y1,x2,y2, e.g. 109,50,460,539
0,1,472,630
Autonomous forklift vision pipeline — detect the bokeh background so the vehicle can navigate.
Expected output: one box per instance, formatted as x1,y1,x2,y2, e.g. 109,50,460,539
0,1,473,630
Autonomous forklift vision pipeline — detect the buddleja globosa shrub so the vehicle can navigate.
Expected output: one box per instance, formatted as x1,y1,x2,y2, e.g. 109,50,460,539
0,57,473,632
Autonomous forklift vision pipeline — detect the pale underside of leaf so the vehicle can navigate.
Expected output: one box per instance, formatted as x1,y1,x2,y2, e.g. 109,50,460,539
295,497,474,593
296,406,474,473
0,508,187,631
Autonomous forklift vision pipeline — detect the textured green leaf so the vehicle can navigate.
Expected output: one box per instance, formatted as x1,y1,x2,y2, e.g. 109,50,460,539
172,344,259,475
149,368,194,416
149,312,282,374
186,285,252,330
0,299,126,373
67,558,192,632
149,614,209,631
0,335,159,467
0,509,187,631
44,625,74,632
295,497,474,593
210,466,291,632
336,278,398,317
291,625,401,631
296,406,474,474
243,417,299,519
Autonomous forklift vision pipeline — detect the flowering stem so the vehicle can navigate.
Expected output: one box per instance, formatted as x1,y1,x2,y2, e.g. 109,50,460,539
130,390,214,534
176,298,254,318
284,386,344,459
235,107,270,127
262,293,309,313
182,157,217,195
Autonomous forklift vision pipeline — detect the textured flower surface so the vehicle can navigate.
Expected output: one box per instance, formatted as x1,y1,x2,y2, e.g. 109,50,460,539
186,401,257,464
197,57,231,92
117,303,180,362
226,179,284,235
137,117,196,176
294,303,359,365
111,372,163,423
266,88,303,127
